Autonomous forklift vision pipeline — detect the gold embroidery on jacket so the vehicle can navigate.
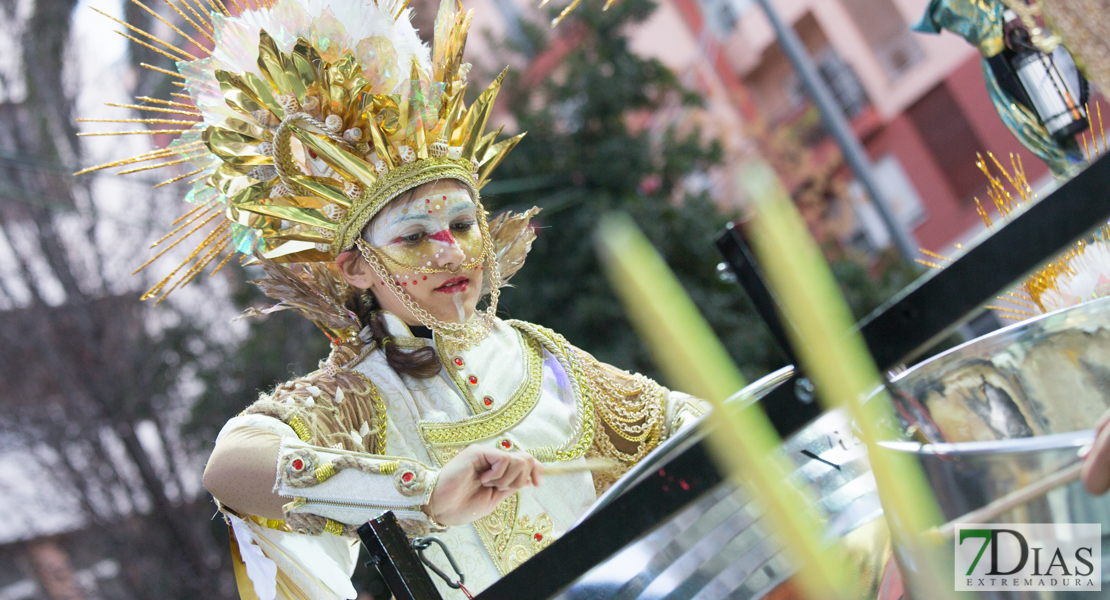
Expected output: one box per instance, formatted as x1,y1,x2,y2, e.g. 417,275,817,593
418,335,544,448
472,494,556,575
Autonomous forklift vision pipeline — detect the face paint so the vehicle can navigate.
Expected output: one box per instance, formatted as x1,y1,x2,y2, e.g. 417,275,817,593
365,187,485,272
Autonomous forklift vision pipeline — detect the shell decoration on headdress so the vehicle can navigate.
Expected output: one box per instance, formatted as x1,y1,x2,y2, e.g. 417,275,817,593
78,0,529,309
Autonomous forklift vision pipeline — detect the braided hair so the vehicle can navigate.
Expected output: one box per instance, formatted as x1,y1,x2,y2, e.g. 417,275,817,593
344,290,441,379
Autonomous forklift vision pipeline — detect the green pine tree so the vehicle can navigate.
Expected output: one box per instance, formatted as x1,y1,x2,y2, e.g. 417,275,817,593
483,0,782,381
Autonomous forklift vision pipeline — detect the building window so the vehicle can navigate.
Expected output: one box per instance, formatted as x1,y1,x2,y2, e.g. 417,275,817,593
787,49,869,119
697,0,754,38
840,0,924,81
907,82,987,202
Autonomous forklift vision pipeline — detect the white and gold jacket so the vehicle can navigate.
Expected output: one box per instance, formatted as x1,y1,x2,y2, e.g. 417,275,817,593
212,313,707,600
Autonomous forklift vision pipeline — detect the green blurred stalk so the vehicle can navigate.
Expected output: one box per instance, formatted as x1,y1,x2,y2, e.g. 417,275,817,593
596,213,849,600
740,160,955,598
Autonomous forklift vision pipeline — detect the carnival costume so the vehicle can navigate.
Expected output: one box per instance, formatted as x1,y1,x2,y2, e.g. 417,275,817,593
78,0,707,597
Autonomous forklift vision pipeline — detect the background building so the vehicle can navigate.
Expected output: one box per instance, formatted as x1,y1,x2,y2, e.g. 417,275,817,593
463,0,1061,256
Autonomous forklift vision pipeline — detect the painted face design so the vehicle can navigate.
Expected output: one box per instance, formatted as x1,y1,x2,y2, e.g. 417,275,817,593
365,186,485,272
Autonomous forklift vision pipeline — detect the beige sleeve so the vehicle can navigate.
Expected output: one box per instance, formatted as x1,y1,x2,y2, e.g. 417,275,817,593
202,426,287,521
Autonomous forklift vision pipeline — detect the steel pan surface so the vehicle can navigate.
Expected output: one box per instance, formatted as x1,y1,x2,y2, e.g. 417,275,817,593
555,408,885,600
882,431,1110,598
890,297,1110,444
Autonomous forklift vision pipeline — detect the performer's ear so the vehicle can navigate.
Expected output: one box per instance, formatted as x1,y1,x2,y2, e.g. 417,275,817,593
336,248,375,290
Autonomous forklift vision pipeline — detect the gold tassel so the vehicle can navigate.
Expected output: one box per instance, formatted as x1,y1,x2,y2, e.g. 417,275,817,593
150,207,216,247
129,0,211,57
154,234,231,302
206,0,231,17
134,211,222,273
552,0,585,26
208,249,236,277
141,63,187,80
984,305,1038,316
175,236,230,287
118,156,199,175
169,203,208,227
91,7,198,60
999,295,1038,309
112,30,187,63
178,0,215,31
137,95,195,109
141,224,228,299
77,129,195,137
154,168,204,188
919,248,953,262
105,102,200,116
1099,102,1107,155
74,145,194,175
160,0,216,43
78,118,198,125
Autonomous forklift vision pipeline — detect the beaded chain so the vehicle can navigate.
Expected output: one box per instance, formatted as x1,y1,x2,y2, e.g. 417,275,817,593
366,234,488,274
355,199,503,351
579,355,663,444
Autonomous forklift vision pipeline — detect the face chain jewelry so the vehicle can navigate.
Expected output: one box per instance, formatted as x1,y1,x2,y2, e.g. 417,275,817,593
367,236,488,275
356,200,502,351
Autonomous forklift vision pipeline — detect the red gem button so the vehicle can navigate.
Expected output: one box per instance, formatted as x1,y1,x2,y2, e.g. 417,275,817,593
401,471,414,483
533,533,543,542
468,375,478,385
454,358,464,367
500,439,511,450
483,396,493,406
291,459,304,471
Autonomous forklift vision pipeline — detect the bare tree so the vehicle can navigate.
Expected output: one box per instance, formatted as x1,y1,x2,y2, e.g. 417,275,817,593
0,1,237,598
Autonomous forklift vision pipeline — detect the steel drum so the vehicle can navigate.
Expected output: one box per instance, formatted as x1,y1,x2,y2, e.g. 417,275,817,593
882,298,1110,598
556,368,888,600
559,298,1110,599
889,296,1110,444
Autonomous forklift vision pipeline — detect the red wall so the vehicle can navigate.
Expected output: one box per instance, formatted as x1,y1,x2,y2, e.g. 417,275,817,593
861,55,1052,253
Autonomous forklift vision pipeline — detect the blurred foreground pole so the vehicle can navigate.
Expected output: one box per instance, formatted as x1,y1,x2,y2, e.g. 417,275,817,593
752,0,918,261
740,160,954,598
597,214,850,600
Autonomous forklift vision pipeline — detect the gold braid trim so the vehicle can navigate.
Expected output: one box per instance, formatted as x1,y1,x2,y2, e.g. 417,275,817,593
332,158,477,254
243,344,387,454
280,447,412,488
419,335,544,446
506,321,595,462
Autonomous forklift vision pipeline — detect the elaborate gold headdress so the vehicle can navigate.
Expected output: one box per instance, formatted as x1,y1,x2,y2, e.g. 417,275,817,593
79,0,525,307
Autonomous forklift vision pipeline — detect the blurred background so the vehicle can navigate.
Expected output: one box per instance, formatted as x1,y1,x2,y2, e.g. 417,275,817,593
0,0,1051,597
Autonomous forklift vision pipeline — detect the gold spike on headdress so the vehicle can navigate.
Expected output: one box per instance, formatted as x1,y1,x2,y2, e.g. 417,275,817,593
78,0,527,305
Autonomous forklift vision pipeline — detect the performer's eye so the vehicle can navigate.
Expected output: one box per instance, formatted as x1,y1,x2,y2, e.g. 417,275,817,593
400,231,426,244
450,220,475,232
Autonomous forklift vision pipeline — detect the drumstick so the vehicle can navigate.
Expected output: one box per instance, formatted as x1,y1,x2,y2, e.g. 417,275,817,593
930,461,1083,540
540,458,619,475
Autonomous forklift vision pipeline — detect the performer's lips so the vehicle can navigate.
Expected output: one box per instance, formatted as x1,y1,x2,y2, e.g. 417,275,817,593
435,277,469,293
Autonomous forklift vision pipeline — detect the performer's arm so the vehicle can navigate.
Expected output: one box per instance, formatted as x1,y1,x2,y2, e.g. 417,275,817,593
1082,408,1110,494
202,426,287,520
203,420,543,534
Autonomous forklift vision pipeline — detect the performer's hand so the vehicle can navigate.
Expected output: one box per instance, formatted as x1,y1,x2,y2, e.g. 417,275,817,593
1081,409,1110,494
425,445,544,526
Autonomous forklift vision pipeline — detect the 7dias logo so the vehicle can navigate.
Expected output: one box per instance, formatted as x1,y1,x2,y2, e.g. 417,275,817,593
955,524,1101,591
